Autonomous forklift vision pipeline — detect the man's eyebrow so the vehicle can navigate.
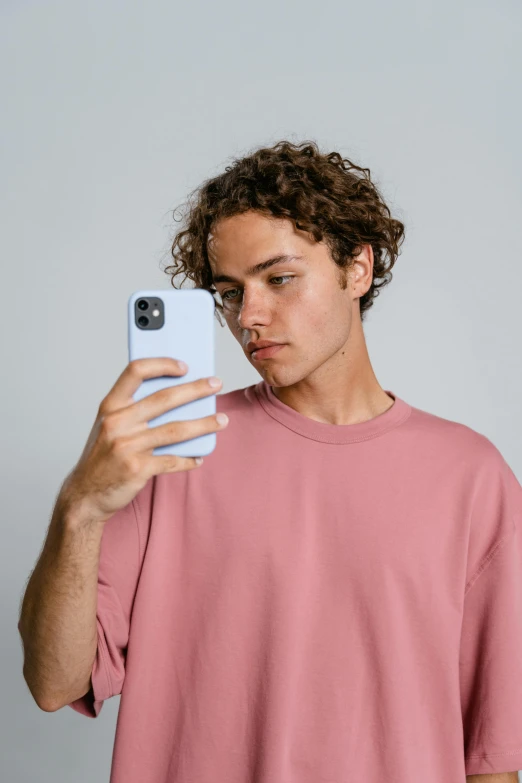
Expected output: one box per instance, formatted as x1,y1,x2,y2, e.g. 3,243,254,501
212,254,304,284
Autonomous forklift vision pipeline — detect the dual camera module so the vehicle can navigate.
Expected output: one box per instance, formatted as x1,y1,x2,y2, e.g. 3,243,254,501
134,297,165,330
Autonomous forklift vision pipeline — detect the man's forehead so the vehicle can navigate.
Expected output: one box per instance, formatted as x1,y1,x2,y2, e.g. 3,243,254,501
206,214,315,276
207,212,292,249
206,227,257,267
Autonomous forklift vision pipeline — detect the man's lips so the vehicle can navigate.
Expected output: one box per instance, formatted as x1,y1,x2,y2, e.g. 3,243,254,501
250,344,286,360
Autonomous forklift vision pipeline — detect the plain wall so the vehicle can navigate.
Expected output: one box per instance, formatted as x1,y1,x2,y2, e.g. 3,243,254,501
2,0,521,780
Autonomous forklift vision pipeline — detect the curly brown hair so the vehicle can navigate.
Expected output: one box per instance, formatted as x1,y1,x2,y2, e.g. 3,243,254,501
163,139,405,325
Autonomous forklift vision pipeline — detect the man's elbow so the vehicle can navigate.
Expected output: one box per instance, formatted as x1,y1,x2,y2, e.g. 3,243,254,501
21,663,65,713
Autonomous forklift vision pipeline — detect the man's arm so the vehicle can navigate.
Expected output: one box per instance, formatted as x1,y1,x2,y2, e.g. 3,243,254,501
18,495,106,711
466,773,519,782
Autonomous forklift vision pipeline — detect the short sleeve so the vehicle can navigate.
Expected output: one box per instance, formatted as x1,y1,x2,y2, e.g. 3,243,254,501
459,447,522,775
67,478,154,718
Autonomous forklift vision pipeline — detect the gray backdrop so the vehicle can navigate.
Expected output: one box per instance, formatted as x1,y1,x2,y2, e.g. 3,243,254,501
2,0,521,780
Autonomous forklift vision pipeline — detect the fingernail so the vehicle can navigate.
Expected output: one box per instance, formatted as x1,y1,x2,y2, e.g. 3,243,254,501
208,376,222,388
216,413,229,426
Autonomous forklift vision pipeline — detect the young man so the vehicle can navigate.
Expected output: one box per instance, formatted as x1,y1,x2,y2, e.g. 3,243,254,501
18,141,522,783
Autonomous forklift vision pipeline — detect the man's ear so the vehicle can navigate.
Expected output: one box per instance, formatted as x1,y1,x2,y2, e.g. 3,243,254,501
350,244,374,298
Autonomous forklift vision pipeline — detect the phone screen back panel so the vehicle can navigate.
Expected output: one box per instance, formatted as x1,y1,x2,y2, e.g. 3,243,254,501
128,288,216,458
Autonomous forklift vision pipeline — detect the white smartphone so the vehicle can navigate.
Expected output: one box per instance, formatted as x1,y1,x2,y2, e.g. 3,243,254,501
128,288,217,458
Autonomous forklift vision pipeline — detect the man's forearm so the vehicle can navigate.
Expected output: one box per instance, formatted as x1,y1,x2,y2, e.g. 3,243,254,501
17,495,106,711
466,772,519,782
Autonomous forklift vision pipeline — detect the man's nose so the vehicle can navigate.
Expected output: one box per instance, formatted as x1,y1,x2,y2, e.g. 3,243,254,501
236,287,271,330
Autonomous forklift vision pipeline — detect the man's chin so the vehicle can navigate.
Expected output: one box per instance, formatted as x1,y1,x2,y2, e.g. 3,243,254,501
255,366,304,389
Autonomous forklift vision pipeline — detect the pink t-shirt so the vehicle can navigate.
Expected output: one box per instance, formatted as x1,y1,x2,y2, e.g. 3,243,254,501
68,381,522,781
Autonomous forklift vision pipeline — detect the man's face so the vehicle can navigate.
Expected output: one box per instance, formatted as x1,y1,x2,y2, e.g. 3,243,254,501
208,210,370,387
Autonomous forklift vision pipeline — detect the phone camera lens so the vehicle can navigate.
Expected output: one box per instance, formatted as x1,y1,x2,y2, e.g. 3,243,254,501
137,299,149,311
138,315,149,327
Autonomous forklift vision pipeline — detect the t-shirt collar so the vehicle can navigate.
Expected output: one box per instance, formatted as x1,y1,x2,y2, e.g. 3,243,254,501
254,380,412,444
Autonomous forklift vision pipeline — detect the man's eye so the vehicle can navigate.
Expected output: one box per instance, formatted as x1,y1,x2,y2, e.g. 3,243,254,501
221,276,293,301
